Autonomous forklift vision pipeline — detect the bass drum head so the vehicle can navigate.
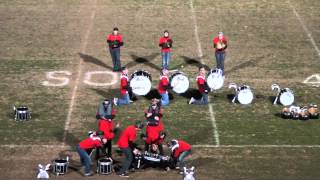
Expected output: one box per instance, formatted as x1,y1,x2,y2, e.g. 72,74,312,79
207,72,224,90
279,92,294,106
237,89,253,105
170,73,189,94
130,76,152,96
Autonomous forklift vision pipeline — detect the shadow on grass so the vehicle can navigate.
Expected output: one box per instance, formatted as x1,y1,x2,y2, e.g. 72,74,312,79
127,53,161,71
79,53,113,70
225,54,268,74
180,88,201,99
144,88,161,100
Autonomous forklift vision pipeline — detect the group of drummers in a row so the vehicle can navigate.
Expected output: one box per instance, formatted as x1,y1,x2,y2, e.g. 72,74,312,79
113,66,225,107
76,98,192,177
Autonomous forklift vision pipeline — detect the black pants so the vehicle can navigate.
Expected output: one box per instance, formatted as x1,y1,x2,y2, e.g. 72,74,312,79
96,140,112,159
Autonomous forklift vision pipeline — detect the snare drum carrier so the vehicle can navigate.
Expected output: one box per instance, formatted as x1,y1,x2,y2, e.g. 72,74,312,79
97,158,113,175
14,106,31,121
53,159,69,175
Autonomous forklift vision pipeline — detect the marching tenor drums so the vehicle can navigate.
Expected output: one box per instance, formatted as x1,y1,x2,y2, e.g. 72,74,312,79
207,68,224,90
170,72,189,94
278,88,294,106
14,106,31,121
130,70,152,96
237,85,254,105
97,158,113,175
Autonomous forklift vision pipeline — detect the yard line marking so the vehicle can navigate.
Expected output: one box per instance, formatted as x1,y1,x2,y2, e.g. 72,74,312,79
63,0,97,143
193,144,320,148
209,104,220,145
2,144,320,148
288,0,320,57
189,0,220,146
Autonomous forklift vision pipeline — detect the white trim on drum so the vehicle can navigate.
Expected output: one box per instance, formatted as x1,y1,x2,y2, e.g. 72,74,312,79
189,0,220,146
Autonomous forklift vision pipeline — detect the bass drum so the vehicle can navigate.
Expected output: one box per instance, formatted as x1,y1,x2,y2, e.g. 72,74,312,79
237,86,253,105
169,72,189,94
279,88,294,106
130,70,152,96
206,68,224,90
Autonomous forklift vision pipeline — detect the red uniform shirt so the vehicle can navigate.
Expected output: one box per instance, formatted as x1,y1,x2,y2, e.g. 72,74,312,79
197,75,206,93
158,75,169,94
120,74,129,95
107,34,123,49
79,136,103,150
98,119,114,140
213,36,227,53
117,125,137,149
159,36,172,53
173,140,192,158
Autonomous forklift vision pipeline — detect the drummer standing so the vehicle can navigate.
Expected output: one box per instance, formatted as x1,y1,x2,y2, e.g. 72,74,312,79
159,30,173,69
113,67,131,106
213,32,228,74
117,122,144,178
189,66,209,105
158,68,170,106
107,27,124,72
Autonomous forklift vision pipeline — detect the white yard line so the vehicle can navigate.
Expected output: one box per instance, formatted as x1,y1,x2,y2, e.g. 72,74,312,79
2,144,320,148
193,144,320,148
288,0,320,57
62,0,97,143
189,0,220,146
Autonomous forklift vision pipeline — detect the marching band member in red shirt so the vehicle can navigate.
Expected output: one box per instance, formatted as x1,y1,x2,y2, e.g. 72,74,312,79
213,31,228,74
141,131,166,155
168,139,192,170
189,66,209,105
158,68,170,106
76,131,107,176
116,122,144,177
114,66,131,106
159,30,173,69
107,27,124,72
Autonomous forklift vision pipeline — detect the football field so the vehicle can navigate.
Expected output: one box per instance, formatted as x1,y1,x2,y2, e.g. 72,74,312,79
0,0,320,179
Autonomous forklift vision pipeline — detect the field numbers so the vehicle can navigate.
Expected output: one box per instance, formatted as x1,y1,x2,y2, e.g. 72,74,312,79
42,70,118,87
303,74,320,87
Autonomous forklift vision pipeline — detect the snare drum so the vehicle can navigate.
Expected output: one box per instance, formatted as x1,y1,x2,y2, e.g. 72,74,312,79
237,86,253,105
299,107,309,120
279,88,294,106
130,70,152,96
308,104,319,119
281,107,292,119
53,159,68,175
97,158,113,175
206,68,224,90
170,72,189,94
14,106,31,121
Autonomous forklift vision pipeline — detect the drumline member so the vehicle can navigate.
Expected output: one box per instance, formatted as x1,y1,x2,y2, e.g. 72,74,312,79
158,68,170,106
117,121,144,177
168,139,192,171
107,27,124,72
141,131,166,155
114,66,131,106
96,99,116,159
213,32,228,74
159,30,173,69
189,66,210,105
76,131,107,176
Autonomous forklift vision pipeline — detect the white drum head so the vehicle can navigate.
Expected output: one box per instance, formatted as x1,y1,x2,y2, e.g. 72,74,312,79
207,73,224,90
279,92,294,106
170,74,189,94
237,89,253,105
130,76,152,96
